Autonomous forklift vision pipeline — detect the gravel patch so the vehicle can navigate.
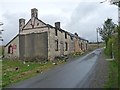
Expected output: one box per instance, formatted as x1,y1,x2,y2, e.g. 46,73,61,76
88,51,109,88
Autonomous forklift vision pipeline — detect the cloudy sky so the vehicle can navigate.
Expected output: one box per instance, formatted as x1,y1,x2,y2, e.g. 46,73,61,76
0,0,118,45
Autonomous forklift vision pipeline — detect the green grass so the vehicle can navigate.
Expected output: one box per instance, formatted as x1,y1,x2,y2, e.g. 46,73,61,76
2,60,65,87
0,47,2,56
104,60,118,88
0,61,2,88
104,39,119,88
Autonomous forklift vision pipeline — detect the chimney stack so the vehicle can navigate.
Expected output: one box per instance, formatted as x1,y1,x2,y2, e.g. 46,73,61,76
31,8,38,18
74,33,78,36
19,18,25,33
55,22,60,29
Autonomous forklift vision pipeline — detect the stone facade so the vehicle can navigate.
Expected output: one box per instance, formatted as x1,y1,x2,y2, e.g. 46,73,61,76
4,35,19,59
19,32,48,60
4,8,88,60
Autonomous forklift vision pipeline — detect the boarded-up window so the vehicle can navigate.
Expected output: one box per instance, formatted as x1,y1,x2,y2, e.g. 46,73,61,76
8,45,13,54
55,40,58,51
65,42,68,51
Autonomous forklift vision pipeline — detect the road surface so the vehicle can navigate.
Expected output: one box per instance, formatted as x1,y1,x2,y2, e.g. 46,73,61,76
7,49,102,88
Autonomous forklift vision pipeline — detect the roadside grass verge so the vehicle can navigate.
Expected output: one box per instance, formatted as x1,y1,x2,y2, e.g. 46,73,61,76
0,47,2,56
0,60,2,89
104,60,118,88
2,48,100,88
2,59,65,87
103,38,119,88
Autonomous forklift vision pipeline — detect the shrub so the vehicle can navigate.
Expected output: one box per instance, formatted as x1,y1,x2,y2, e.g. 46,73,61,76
112,36,118,61
105,35,118,60
105,38,113,58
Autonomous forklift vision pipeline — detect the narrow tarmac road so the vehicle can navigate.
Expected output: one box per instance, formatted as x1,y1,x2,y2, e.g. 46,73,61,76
7,48,107,88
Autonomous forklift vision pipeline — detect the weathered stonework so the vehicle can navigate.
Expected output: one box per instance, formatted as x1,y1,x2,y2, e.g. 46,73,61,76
4,35,19,59
4,8,89,61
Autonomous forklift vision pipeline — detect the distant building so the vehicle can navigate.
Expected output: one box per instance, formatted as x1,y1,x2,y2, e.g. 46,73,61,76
4,8,88,60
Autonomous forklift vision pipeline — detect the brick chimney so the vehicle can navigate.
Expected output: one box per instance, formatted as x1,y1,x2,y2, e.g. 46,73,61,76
55,22,60,29
31,8,38,18
19,18,25,33
74,33,78,36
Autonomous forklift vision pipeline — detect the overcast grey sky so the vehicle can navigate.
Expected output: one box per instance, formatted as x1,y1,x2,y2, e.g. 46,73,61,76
0,0,118,45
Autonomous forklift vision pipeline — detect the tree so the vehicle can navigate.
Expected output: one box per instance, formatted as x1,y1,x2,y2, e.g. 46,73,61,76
98,18,115,48
117,25,120,61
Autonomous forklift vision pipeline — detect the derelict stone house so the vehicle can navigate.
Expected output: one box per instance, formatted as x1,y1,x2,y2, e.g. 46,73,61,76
4,8,88,60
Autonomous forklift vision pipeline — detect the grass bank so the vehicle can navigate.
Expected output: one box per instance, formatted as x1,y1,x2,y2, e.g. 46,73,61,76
0,61,2,89
2,59,65,87
103,37,119,88
2,47,99,88
104,60,118,88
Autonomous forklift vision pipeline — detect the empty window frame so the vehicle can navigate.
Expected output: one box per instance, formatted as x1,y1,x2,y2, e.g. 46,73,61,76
8,45,13,54
65,32,67,39
81,43,83,50
65,42,68,51
55,29,58,36
55,40,58,51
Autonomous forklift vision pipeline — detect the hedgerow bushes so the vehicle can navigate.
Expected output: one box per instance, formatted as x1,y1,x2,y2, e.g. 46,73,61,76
104,26,119,88
105,28,118,62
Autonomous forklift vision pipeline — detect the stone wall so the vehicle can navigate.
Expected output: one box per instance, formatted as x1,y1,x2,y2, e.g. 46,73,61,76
19,32,48,60
20,27,49,35
4,35,19,59
4,8,89,61
48,28,73,60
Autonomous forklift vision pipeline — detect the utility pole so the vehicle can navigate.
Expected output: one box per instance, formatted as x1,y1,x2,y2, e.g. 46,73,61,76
96,28,99,48
0,22,4,59
100,0,120,87
117,1,120,64
100,0,120,24
109,1,120,87
110,0,120,60
111,0,120,24
118,1,120,25
100,0,120,59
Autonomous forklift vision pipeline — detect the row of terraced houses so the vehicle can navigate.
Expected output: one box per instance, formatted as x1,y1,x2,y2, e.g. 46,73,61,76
4,8,88,61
